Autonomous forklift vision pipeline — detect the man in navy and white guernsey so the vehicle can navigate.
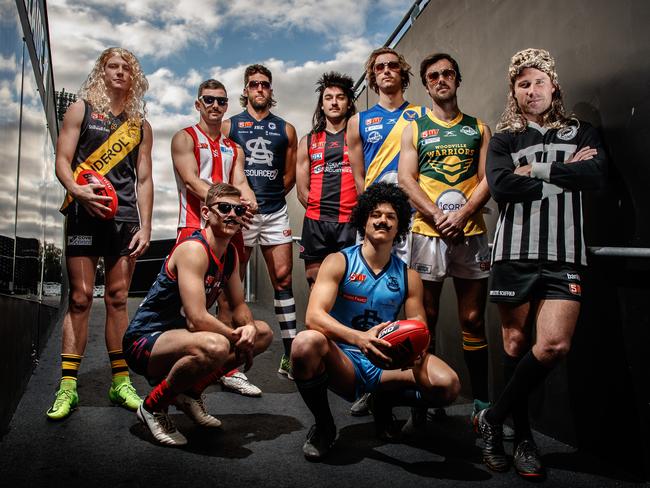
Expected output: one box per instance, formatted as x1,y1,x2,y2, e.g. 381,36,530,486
290,183,459,461
222,64,298,380
123,183,272,446
476,49,607,478
296,71,358,289
346,46,427,415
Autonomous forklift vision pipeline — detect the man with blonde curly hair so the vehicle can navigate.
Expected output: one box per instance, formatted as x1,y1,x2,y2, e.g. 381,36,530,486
50,47,153,420
476,48,607,478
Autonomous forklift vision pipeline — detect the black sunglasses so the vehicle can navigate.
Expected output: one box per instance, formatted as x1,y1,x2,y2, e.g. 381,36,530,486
210,202,247,217
426,68,456,83
373,61,400,73
247,80,271,90
199,95,228,106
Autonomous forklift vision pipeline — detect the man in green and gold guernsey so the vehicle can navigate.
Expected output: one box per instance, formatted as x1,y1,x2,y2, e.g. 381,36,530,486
398,52,492,426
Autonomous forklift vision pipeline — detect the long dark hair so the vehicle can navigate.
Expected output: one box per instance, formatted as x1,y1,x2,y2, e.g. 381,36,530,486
311,71,356,134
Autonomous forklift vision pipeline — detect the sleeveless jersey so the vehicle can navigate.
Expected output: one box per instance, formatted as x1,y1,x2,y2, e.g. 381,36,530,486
227,111,288,214
359,101,427,188
306,130,357,223
71,100,141,221
175,125,238,229
411,112,487,237
125,230,236,340
330,245,408,331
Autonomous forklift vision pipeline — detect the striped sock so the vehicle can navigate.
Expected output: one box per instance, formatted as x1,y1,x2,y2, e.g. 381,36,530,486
274,289,296,356
61,353,82,381
462,331,489,404
108,349,130,380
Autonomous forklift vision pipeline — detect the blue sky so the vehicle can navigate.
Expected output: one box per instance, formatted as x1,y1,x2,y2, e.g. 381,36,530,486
48,0,411,238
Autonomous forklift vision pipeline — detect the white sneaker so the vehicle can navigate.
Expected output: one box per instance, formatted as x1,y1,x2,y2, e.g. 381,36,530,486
137,404,188,446
219,371,262,397
174,393,222,428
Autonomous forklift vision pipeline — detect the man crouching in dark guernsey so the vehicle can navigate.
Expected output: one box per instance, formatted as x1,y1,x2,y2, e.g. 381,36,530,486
291,182,460,460
123,182,272,446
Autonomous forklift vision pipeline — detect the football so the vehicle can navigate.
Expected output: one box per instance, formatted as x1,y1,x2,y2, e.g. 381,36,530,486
376,319,430,369
75,169,118,219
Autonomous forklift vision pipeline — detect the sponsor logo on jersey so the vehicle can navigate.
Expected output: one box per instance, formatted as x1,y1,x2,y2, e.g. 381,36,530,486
566,273,581,280
268,121,276,130
557,125,578,141
422,137,440,145
238,121,254,128
311,141,325,149
569,283,582,295
414,263,432,274
245,137,273,166
364,124,383,132
68,235,92,246
461,125,478,136
283,229,292,237
221,145,233,155
199,143,209,149
403,110,419,121
365,117,382,125
368,131,382,143
91,112,107,121
421,129,439,138
325,161,344,173
254,125,265,130
244,168,279,179
444,130,456,137
313,164,324,174
386,276,400,292
88,124,110,133
479,261,490,271
349,272,366,282
490,289,516,296
436,189,468,213
327,141,341,149
310,152,323,161
342,292,368,303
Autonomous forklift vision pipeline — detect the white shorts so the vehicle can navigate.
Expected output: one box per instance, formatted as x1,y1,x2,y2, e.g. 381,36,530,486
410,233,490,282
355,230,411,264
243,204,293,247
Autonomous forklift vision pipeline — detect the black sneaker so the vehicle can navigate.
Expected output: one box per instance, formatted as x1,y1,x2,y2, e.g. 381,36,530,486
476,409,509,472
302,424,336,461
369,393,400,441
401,407,428,438
513,439,545,479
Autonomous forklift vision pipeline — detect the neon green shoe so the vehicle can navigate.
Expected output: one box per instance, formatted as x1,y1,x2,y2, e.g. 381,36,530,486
46,380,79,420
278,354,294,380
108,376,142,411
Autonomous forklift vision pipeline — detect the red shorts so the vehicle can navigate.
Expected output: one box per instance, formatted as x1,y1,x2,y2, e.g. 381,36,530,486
176,227,245,263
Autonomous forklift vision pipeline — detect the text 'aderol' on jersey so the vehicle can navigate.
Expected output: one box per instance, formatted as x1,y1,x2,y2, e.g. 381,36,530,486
228,111,288,214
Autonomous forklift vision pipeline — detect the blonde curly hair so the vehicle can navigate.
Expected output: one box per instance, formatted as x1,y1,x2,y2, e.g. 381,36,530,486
78,47,148,128
496,48,572,133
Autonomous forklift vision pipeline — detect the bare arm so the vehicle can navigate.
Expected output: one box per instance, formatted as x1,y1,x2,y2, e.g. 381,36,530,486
129,120,154,258
347,113,366,194
171,129,211,201
221,118,232,139
283,122,298,194
403,269,427,323
295,134,310,208
231,142,258,214
55,100,113,217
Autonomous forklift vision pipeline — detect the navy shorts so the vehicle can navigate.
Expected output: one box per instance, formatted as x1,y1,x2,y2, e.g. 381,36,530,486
489,260,584,304
123,332,163,380
299,218,356,262
66,206,139,257
336,342,383,401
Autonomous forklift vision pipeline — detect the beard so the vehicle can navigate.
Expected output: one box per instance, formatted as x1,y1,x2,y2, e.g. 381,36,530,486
249,93,272,111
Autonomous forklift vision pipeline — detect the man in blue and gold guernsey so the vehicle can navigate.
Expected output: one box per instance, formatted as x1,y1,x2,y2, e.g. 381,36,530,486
290,183,459,461
398,53,492,431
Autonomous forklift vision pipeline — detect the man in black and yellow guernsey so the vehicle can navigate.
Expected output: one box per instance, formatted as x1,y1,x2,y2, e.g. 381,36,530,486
49,47,153,420
398,52,492,428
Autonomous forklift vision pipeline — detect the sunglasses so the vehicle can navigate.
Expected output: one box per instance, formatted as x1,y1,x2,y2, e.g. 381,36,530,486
373,61,400,74
426,68,456,83
247,80,271,90
210,202,247,217
199,95,228,107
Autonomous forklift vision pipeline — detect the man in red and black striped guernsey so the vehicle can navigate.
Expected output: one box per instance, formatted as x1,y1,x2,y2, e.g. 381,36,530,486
296,72,358,288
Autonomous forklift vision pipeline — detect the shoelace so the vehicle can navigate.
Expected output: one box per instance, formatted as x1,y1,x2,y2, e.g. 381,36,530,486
517,442,538,463
53,389,74,408
116,382,138,399
152,411,176,434
195,396,208,415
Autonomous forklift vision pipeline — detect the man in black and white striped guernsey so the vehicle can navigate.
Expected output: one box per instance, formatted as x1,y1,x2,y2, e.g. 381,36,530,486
475,48,607,479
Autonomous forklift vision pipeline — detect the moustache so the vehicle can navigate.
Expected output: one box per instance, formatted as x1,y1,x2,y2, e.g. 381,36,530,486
373,223,392,231
224,217,241,226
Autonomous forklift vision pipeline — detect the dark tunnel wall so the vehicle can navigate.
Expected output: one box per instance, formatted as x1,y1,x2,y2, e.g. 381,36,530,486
355,0,650,477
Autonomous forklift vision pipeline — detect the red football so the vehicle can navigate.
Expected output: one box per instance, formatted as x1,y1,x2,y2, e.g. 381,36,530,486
376,319,430,369
75,169,118,220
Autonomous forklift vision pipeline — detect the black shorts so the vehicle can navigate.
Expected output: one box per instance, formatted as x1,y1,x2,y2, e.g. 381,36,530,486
123,332,163,380
65,206,139,257
489,260,584,303
299,217,356,262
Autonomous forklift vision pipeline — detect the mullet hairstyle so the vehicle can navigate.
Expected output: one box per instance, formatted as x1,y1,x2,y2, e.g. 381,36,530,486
205,182,241,206
351,182,411,244
311,71,357,133
419,52,462,86
365,47,412,94
198,79,226,99
78,47,148,128
239,63,277,108
497,48,573,133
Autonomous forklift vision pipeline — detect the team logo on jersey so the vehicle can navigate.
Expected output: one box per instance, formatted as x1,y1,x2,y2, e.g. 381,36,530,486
268,121,276,130
368,131,382,143
386,276,400,292
238,121,254,128
460,125,478,136
428,154,474,184
568,283,582,295
557,125,578,141
327,141,341,149
351,309,381,330
365,117,382,125
387,118,397,125
199,143,209,149
245,137,273,166
403,110,419,121
436,189,467,213
421,129,439,138
349,272,366,282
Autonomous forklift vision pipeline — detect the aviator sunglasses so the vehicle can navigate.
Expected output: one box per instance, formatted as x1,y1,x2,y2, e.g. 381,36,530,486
373,61,400,73
426,68,457,83
247,80,271,90
199,95,228,106
210,202,247,217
